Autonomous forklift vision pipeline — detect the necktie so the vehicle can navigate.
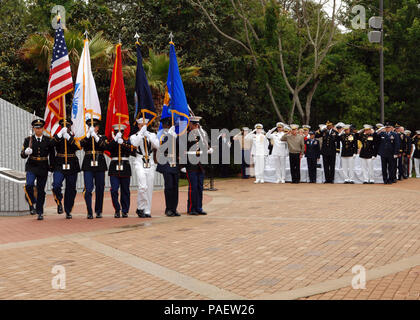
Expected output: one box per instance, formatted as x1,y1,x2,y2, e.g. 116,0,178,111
37,138,41,143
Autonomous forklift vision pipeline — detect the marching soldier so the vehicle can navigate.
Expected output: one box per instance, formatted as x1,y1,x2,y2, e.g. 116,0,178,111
156,117,181,217
304,131,321,183
339,124,358,184
266,122,288,183
233,127,252,179
185,116,213,215
130,118,159,218
52,118,81,219
246,124,269,184
80,118,108,219
316,121,340,183
412,131,420,178
357,125,378,184
281,124,305,183
21,119,55,220
377,122,400,184
108,124,135,218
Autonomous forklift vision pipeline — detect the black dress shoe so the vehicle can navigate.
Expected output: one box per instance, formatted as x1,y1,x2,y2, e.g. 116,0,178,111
173,211,181,217
198,211,207,215
57,203,63,214
188,211,199,216
96,213,102,218
136,209,145,218
37,214,43,221
144,214,151,218
165,210,175,217
30,206,36,215
66,213,72,219
114,212,120,218
122,212,128,218
87,214,93,219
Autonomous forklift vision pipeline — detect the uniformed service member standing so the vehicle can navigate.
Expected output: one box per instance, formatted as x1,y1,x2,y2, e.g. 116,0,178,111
266,122,288,183
246,124,269,184
412,130,420,178
339,124,358,184
281,124,305,183
233,127,252,179
316,121,340,183
21,119,55,220
185,116,212,215
52,118,81,219
80,119,108,219
130,118,159,218
357,125,378,184
156,117,181,217
108,124,135,218
377,122,400,184
304,131,321,183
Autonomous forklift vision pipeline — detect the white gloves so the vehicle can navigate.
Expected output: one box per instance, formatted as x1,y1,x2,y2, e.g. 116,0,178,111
268,127,276,134
93,134,100,143
87,127,95,138
63,132,71,141
114,132,122,142
139,125,147,137
393,154,398,159
168,126,177,138
180,167,186,173
207,147,214,154
57,127,67,139
372,156,376,160
25,148,33,155
353,154,357,158
117,138,123,144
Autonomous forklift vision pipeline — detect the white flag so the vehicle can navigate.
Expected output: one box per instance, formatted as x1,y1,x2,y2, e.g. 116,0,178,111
71,39,101,140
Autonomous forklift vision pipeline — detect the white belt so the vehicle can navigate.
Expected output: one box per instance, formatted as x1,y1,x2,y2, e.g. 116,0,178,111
186,151,203,155
111,157,129,161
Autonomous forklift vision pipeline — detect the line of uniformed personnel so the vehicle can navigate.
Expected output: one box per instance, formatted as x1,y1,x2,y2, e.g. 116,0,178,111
237,120,420,185
21,115,210,220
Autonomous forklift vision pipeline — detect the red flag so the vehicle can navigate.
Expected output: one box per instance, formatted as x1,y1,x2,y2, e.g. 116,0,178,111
105,44,130,141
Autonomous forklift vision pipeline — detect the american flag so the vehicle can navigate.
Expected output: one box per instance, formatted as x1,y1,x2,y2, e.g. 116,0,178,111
44,23,73,136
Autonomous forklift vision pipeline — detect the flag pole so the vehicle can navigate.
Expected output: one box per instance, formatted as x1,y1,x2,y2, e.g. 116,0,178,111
84,30,96,165
171,110,175,165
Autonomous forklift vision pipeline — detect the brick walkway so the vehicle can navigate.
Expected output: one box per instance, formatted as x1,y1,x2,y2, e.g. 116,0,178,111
1,178,420,300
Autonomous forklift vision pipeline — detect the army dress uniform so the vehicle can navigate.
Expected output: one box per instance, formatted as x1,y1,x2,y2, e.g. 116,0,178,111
51,119,82,219
358,126,378,184
185,116,212,215
20,119,55,220
377,123,400,184
304,132,321,183
412,131,420,178
107,124,135,218
156,117,181,217
80,119,108,219
130,118,160,218
315,121,340,183
339,126,358,183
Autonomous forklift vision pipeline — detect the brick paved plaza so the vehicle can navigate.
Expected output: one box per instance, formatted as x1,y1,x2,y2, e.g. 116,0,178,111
1,178,420,300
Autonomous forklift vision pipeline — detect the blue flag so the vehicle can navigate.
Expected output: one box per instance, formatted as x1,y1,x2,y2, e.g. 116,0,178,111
135,42,156,124
160,41,190,135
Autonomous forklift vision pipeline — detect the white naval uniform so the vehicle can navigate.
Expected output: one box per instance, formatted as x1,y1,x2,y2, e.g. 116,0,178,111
266,130,288,182
130,130,159,215
246,132,269,181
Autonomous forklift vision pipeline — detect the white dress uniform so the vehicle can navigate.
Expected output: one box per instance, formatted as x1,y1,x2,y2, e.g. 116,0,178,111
130,123,160,216
266,126,288,183
246,124,269,183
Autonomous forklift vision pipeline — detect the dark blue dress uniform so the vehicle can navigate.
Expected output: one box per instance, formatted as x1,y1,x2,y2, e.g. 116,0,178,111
185,123,209,216
156,127,181,217
377,128,400,184
316,124,340,183
107,132,135,218
51,121,82,219
304,136,320,183
80,122,108,219
20,120,55,220
396,131,409,179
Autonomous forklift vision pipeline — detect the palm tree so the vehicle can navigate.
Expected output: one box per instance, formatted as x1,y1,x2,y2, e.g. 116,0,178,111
20,30,127,78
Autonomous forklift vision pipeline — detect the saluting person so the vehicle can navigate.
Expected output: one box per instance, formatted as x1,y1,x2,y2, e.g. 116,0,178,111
21,119,55,220
304,131,321,183
51,118,81,219
281,124,305,183
339,124,358,184
80,118,108,219
266,122,288,183
246,124,269,184
316,121,340,183
357,125,378,184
